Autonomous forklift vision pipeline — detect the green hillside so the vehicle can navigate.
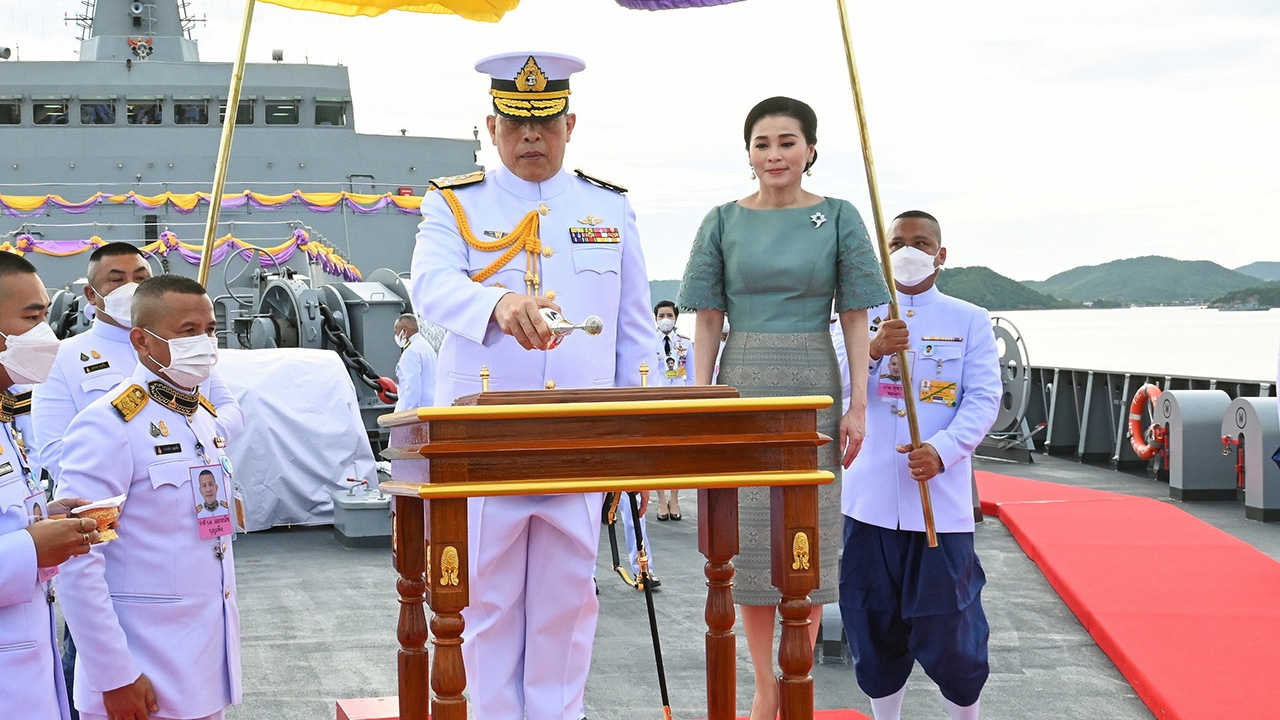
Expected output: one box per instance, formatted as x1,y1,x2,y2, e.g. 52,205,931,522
649,279,682,307
1206,283,1280,309
936,266,1070,310
1236,262,1280,282
1025,256,1259,304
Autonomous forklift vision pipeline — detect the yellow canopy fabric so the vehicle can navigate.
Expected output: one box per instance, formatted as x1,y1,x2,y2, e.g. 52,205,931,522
259,0,519,21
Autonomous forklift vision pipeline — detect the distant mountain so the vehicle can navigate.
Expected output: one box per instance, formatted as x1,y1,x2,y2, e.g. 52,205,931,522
1206,283,1280,309
649,279,681,307
1236,262,1280,283
1025,256,1259,304
936,267,1070,311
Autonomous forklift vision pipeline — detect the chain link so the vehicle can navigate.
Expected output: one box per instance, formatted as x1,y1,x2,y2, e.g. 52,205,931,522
318,303,396,401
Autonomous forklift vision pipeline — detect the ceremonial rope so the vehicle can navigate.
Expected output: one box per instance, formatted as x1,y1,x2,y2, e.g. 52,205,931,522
440,188,542,295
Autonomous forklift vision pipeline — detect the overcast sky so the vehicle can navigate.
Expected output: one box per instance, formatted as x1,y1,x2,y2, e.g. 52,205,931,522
5,0,1279,282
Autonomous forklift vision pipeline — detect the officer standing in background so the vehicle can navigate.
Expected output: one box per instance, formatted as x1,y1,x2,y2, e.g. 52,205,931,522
0,251,101,720
411,51,653,720
56,275,241,720
392,313,437,412
839,211,1001,720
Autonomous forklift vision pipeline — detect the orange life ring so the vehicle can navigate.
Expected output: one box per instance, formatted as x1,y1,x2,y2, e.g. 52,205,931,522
1128,384,1164,460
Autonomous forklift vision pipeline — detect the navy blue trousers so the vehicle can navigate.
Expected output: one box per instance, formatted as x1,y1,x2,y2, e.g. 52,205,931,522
838,517,989,706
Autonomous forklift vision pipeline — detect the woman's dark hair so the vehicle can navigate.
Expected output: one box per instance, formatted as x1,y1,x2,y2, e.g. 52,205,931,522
743,96,819,172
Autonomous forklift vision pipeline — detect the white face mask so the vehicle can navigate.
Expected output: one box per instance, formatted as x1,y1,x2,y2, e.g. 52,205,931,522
656,318,675,334
91,282,139,327
395,332,410,349
890,246,941,287
146,329,218,388
0,322,60,384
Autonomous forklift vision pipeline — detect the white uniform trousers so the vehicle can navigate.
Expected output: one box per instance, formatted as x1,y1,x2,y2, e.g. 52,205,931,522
620,505,656,576
463,492,602,720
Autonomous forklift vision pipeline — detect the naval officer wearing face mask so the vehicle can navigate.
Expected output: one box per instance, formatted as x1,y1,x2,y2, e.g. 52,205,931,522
33,244,244,487
0,251,105,720
838,211,1001,720
56,275,242,720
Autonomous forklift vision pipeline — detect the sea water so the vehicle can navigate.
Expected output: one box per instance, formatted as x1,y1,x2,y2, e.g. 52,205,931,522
674,307,1280,383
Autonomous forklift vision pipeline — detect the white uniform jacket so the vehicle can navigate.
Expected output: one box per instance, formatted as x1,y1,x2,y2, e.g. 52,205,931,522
411,166,654,402
33,320,245,484
55,365,241,719
393,333,438,412
0,421,70,720
842,287,1000,533
654,330,695,386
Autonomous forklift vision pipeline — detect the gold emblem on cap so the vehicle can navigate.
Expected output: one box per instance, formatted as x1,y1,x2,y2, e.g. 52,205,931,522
516,56,548,93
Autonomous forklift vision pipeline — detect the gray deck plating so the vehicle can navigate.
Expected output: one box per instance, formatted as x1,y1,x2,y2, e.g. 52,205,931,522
218,453,1280,719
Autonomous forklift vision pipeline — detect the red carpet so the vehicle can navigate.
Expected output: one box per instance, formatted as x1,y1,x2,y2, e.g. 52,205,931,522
978,471,1280,720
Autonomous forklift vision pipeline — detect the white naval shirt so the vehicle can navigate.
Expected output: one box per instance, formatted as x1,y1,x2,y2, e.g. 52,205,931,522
33,320,245,485
412,165,654,399
55,365,241,719
653,330,695,386
0,419,70,720
393,332,438,412
842,287,1000,533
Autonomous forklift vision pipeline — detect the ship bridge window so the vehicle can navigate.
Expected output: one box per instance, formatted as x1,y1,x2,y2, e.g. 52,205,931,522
81,101,117,125
33,100,69,125
315,101,346,127
0,101,18,126
175,101,209,125
127,101,162,125
265,100,299,126
219,100,255,125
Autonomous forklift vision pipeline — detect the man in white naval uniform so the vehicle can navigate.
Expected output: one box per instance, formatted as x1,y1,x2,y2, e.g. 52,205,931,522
0,251,103,720
839,211,1001,720
32,244,243,718
391,313,437,411
57,276,241,720
411,52,653,720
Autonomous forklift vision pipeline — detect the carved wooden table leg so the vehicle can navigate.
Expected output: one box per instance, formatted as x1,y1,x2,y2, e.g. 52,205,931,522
429,494,469,720
772,485,819,720
699,487,739,720
393,495,429,720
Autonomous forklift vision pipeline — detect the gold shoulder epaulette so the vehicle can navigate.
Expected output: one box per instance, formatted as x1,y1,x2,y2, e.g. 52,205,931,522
574,169,627,194
9,390,31,417
429,171,486,191
111,384,149,422
198,394,217,418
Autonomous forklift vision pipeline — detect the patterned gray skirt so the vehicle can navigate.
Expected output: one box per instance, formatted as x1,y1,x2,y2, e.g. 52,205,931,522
717,330,842,606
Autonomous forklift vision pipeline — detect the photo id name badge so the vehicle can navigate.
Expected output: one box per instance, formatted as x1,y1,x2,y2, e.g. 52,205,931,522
25,493,58,582
875,352,911,402
190,464,233,540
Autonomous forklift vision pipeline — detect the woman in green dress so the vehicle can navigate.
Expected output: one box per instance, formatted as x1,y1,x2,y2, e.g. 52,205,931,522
679,96,889,720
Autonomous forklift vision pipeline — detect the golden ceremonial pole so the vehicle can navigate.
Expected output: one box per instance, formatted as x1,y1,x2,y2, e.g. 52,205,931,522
834,0,939,548
197,0,258,288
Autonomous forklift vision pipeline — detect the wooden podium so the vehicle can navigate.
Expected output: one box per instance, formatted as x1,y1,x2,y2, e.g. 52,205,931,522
377,386,834,720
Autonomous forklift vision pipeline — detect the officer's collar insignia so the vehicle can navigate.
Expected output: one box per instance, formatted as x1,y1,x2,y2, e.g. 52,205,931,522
79,353,89,362
516,56,549,93
91,350,101,359
578,214,603,226
148,380,201,417
0,391,14,423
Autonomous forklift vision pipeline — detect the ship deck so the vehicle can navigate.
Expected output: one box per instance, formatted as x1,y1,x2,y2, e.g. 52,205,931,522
220,454,1280,719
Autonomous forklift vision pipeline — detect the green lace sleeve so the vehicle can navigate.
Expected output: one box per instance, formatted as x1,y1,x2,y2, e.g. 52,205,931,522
677,204,727,312
834,200,891,312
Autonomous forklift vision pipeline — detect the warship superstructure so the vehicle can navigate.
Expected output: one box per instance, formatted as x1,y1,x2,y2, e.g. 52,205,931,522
0,0,478,290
